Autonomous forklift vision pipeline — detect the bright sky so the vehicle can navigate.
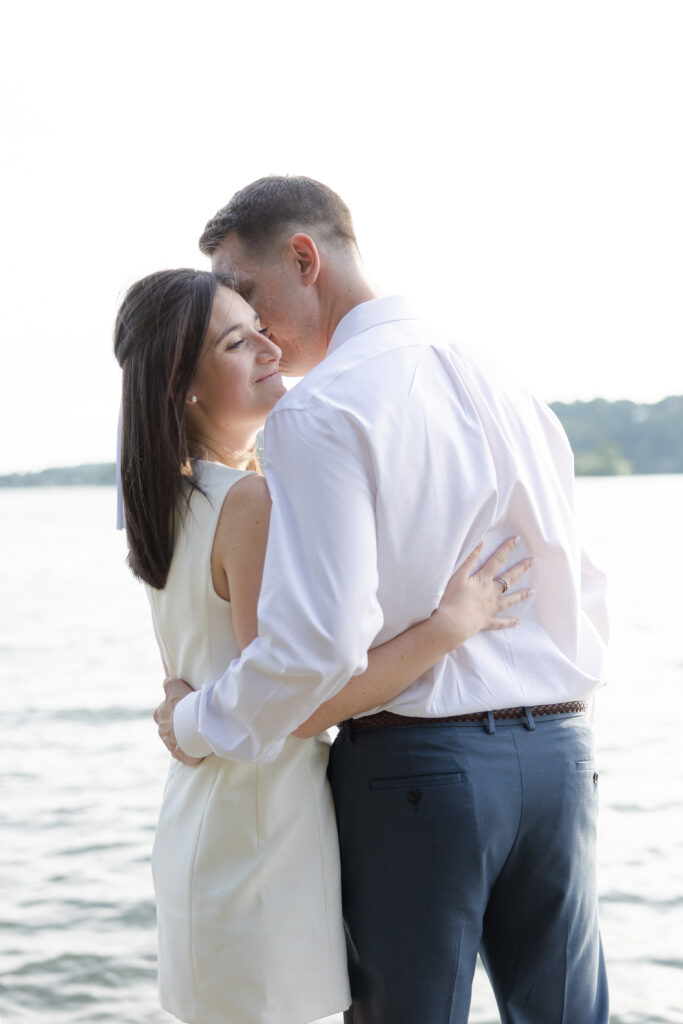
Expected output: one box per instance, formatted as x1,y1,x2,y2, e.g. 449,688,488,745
1,0,681,473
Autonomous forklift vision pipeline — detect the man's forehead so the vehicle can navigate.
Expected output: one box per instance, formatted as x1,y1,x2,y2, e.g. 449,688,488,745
212,238,263,293
212,236,245,272
208,248,243,299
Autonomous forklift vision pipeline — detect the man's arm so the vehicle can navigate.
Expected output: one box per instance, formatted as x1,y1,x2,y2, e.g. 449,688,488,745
535,396,610,646
172,399,383,762
580,547,609,643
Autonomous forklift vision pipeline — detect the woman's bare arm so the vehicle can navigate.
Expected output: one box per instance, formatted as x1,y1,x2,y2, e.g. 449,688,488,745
211,474,270,648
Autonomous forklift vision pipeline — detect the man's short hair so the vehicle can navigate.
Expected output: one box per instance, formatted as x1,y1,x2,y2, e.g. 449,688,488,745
198,175,358,258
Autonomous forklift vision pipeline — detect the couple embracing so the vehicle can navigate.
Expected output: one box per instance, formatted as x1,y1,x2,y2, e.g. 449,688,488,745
115,176,609,1024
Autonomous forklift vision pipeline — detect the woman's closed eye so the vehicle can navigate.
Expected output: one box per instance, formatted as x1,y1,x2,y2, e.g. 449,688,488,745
225,322,270,349
226,338,244,350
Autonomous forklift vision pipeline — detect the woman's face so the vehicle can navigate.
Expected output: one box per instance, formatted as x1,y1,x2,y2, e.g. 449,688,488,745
190,287,286,442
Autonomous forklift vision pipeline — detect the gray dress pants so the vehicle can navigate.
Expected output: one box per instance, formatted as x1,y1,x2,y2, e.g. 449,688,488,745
328,711,609,1024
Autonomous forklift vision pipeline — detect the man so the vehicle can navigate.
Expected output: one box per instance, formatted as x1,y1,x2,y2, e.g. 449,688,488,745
155,175,609,1023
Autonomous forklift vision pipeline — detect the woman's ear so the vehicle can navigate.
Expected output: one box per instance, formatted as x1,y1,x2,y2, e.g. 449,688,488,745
288,233,320,286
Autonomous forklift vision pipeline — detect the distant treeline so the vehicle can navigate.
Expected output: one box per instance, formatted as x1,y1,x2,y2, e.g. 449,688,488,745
0,397,681,486
0,463,117,487
550,395,683,476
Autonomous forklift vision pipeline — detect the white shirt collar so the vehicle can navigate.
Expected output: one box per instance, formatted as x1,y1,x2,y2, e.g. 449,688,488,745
327,295,419,357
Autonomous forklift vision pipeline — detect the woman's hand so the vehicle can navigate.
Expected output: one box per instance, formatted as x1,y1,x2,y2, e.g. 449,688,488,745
430,537,534,652
153,677,206,766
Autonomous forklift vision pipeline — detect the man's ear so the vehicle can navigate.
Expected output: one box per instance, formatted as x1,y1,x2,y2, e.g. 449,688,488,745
288,233,320,286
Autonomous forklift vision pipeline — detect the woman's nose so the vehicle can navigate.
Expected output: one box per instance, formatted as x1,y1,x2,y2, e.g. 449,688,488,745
256,336,282,362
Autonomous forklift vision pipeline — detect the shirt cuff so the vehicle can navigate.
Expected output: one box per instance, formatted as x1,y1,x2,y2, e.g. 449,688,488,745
173,690,213,758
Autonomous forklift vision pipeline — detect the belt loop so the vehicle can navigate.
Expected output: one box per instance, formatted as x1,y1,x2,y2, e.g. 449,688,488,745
485,711,496,735
347,718,357,743
523,707,536,731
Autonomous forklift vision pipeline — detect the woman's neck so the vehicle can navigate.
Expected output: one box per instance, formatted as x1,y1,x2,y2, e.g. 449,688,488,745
197,443,254,471
190,427,260,471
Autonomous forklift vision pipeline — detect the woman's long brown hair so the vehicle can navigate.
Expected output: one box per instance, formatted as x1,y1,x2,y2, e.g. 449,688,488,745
113,269,227,589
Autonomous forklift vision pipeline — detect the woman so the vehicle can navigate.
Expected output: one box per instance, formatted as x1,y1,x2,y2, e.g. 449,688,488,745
114,269,532,1024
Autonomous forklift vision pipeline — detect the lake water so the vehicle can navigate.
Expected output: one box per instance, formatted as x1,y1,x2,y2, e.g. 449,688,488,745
1,477,681,1023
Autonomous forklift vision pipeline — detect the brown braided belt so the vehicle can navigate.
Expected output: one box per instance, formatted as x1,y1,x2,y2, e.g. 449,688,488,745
351,701,589,731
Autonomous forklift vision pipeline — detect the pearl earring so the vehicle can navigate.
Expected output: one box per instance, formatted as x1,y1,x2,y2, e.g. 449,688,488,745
189,395,198,404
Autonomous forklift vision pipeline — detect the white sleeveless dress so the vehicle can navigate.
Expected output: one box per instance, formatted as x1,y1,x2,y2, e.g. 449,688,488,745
145,460,350,1024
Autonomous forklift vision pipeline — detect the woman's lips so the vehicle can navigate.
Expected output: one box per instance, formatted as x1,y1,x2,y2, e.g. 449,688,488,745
254,370,281,383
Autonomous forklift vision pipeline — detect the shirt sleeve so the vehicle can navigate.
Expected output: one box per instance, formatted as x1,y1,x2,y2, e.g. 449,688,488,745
580,547,609,644
535,396,610,648
174,397,385,762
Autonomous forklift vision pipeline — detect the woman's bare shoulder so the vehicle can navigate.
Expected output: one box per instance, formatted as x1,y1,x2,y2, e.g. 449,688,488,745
214,473,271,554
221,473,271,516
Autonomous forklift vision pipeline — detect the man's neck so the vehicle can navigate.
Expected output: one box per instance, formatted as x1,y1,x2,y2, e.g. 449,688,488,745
321,269,380,348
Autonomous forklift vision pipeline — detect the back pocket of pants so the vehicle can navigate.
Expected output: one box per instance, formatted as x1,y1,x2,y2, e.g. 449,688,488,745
370,771,464,790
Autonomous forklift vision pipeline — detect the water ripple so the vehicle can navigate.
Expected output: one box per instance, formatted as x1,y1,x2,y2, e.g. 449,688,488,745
40,706,150,722
600,889,683,909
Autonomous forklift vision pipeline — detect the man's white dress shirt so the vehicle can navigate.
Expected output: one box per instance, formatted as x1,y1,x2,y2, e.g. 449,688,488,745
174,296,608,763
